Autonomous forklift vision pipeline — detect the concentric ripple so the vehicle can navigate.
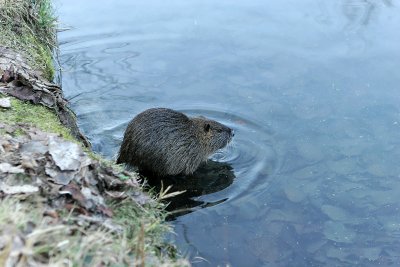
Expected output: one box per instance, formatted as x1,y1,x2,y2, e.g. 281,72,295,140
179,109,279,202
84,107,280,206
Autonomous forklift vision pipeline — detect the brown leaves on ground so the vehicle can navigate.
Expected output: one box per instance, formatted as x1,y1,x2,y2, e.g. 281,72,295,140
0,123,150,218
0,46,90,147
0,123,189,267
0,199,131,267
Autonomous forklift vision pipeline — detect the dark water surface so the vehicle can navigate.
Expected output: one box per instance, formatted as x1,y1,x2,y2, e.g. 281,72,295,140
58,0,400,266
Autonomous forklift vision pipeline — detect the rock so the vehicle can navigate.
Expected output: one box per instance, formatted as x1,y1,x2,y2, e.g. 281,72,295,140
321,205,350,222
326,246,349,262
360,247,381,261
328,158,358,175
366,164,388,177
323,221,356,243
284,185,306,203
296,140,324,162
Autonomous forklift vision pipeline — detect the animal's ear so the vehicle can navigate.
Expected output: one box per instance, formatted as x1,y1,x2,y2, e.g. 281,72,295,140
204,123,210,132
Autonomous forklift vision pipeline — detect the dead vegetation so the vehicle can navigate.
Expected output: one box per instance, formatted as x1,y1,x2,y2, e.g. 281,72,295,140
0,123,188,266
0,0,57,80
0,0,189,266
0,46,89,146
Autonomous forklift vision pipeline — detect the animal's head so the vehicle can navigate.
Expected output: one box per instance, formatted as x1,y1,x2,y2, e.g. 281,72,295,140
192,116,234,153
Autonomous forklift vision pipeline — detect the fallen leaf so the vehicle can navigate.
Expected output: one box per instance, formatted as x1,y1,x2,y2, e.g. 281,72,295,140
0,183,39,195
45,166,76,185
0,163,24,174
48,136,81,171
28,130,51,141
81,187,105,205
20,140,48,154
98,205,113,217
0,97,11,108
105,190,127,199
59,183,86,205
64,204,89,215
20,155,38,169
43,210,59,219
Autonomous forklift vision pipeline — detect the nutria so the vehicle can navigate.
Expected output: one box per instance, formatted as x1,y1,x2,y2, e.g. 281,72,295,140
116,108,234,176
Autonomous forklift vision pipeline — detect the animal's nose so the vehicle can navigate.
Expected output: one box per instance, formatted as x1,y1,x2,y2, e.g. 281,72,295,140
231,129,235,137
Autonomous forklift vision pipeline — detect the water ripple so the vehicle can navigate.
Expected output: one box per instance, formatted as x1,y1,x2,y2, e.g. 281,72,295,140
179,108,279,201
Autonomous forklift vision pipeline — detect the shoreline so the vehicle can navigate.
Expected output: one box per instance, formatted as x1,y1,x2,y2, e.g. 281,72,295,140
0,1,188,265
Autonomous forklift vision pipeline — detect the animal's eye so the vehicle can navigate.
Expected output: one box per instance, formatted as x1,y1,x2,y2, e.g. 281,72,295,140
204,123,211,132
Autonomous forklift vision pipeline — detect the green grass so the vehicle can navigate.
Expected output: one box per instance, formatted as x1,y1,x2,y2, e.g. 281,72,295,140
0,96,74,141
0,1,189,265
0,198,130,266
0,197,186,266
0,0,57,80
111,199,188,266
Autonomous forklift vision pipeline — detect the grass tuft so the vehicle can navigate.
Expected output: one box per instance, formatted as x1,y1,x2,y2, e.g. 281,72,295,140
0,0,57,80
0,1,189,265
0,197,187,266
0,198,127,266
111,198,187,266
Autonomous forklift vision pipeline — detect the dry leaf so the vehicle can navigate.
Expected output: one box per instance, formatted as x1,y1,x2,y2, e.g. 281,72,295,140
0,183,39,195
48,136,82,171
0,97,11,108
0,163,24,174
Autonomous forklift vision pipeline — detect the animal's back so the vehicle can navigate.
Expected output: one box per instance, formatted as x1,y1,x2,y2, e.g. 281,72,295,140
117,108,233,176
117,108,202,175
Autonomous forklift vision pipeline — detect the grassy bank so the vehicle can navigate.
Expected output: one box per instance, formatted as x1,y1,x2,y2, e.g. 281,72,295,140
0,0,56,80
0,0,188,266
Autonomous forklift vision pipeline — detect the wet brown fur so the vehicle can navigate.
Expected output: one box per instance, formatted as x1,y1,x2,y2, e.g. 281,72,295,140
117,108,233,176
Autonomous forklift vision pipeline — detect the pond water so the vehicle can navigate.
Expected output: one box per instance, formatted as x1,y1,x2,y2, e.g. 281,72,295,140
57,0,400,266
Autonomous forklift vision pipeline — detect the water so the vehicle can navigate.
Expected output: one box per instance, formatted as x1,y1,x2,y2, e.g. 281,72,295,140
57,0,400,266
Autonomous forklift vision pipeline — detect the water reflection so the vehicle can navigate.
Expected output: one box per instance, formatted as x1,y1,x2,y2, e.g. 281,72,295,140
342,0,392,26
58,0,400,266
147,160,235,219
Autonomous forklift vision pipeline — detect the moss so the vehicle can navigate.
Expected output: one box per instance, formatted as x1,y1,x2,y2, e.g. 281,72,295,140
0,96,74,141
0,0,188,265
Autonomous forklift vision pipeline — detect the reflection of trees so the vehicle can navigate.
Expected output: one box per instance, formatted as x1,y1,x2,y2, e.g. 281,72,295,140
342,0,392,26
145,160,235,220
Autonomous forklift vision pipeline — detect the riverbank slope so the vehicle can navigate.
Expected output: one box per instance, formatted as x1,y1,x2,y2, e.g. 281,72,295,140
0,1,188,265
